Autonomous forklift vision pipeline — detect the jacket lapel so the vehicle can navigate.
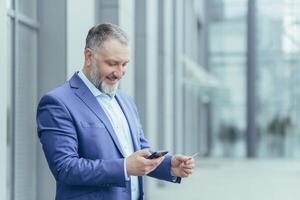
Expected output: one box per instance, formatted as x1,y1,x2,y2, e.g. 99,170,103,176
69,73,126,157
115,93,139,151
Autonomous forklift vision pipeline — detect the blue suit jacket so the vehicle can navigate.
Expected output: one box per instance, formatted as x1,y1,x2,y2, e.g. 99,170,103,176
37,73,180,200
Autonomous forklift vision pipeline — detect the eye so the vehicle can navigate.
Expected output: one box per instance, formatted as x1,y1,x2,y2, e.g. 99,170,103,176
107,61,117,67
122,62,128,67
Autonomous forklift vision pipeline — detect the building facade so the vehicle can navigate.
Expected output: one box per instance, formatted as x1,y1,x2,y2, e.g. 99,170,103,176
0,0,212,199
1,0,300,200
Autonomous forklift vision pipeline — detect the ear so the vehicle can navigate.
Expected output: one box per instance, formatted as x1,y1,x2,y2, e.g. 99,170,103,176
84,48,93,67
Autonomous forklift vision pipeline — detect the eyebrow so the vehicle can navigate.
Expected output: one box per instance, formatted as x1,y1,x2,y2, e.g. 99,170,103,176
106,59,130,64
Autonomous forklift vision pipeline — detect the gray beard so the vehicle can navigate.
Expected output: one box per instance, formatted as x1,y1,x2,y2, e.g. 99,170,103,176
90,61,119,97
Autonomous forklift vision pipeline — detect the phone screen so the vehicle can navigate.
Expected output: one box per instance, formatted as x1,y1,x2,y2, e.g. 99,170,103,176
147,151,168,159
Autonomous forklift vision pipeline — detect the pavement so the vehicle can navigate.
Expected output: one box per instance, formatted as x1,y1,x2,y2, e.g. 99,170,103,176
146,159,300,200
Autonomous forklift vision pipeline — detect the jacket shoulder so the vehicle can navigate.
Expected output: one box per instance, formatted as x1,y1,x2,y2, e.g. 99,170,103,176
38,81,72,104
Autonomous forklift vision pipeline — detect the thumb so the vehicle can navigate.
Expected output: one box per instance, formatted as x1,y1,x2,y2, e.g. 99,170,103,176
136,149,151,157
174,155,190,162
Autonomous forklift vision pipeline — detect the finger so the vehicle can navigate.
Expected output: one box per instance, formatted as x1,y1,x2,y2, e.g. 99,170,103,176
145,161,162,174
153,156,165,166
137,149,151,157
182,162,195,168
183,168,193,174
182,165,194,170
184,159,195,165
144,156,164,166
145,166,155,174
183,163,194,169
157,156,165,163
181,171,189,178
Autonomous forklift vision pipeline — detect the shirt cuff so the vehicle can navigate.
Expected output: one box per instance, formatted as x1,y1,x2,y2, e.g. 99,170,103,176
124,158,130,181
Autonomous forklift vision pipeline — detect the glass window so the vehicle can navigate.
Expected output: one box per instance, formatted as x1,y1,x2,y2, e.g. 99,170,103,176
7,1,39,199
18,0,37,20
14,23,37,200
256,0,300,158
6,16,13,200
6,0,13,9
209,0,247,158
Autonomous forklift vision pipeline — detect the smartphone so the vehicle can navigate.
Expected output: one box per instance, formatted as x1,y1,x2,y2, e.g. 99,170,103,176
147,151,168,159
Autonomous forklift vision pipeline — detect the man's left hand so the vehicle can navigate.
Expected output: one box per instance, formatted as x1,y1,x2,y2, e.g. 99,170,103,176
171,155,195,178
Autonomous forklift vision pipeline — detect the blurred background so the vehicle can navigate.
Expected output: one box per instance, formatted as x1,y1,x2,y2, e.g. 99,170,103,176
0,0,300,199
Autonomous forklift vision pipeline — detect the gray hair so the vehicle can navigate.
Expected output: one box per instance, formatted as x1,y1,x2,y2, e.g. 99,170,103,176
85,23,129,52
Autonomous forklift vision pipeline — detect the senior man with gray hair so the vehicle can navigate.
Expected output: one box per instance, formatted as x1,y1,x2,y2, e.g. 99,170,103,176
37,23,195,200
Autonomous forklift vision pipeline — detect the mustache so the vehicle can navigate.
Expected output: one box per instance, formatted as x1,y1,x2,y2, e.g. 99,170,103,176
107,72,124,80
107,74,118,80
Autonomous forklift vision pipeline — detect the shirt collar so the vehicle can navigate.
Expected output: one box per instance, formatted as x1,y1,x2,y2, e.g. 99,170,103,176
77,70,107,98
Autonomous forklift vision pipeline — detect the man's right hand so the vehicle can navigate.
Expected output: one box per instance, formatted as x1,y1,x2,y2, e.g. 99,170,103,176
126,149,165,176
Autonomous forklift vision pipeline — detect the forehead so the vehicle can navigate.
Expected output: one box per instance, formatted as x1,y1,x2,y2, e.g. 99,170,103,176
97,39,129,59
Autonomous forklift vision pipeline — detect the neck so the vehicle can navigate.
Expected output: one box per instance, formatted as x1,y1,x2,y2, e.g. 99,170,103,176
82,67,92,82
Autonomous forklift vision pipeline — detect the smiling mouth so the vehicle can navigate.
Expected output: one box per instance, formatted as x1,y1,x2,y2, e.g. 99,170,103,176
106,76,118,84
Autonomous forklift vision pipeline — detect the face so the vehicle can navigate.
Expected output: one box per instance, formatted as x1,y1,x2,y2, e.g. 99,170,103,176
84,39,129,97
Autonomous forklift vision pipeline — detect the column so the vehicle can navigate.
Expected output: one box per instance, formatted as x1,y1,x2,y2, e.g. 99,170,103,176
0,0,8,199
246,0,257,157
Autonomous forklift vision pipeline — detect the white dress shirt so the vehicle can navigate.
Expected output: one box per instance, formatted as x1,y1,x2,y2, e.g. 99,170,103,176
78,71,139,200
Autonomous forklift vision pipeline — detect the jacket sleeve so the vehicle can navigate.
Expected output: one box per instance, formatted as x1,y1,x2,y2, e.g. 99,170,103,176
36,94,126,187
147,155,181,183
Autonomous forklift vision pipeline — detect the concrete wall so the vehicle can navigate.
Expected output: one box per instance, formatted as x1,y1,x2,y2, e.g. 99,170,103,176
119,0,135,98
0,0,8,199
66,0,95,78
37,0,68,199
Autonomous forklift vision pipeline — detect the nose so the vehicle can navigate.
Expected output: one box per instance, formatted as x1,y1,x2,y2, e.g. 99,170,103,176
113,65,126,78
118,64,126,74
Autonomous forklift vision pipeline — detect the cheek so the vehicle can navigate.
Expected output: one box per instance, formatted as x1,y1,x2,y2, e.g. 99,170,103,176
98,67,113,79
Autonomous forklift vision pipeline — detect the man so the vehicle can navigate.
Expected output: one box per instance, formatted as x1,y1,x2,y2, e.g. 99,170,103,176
37,23,195,200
